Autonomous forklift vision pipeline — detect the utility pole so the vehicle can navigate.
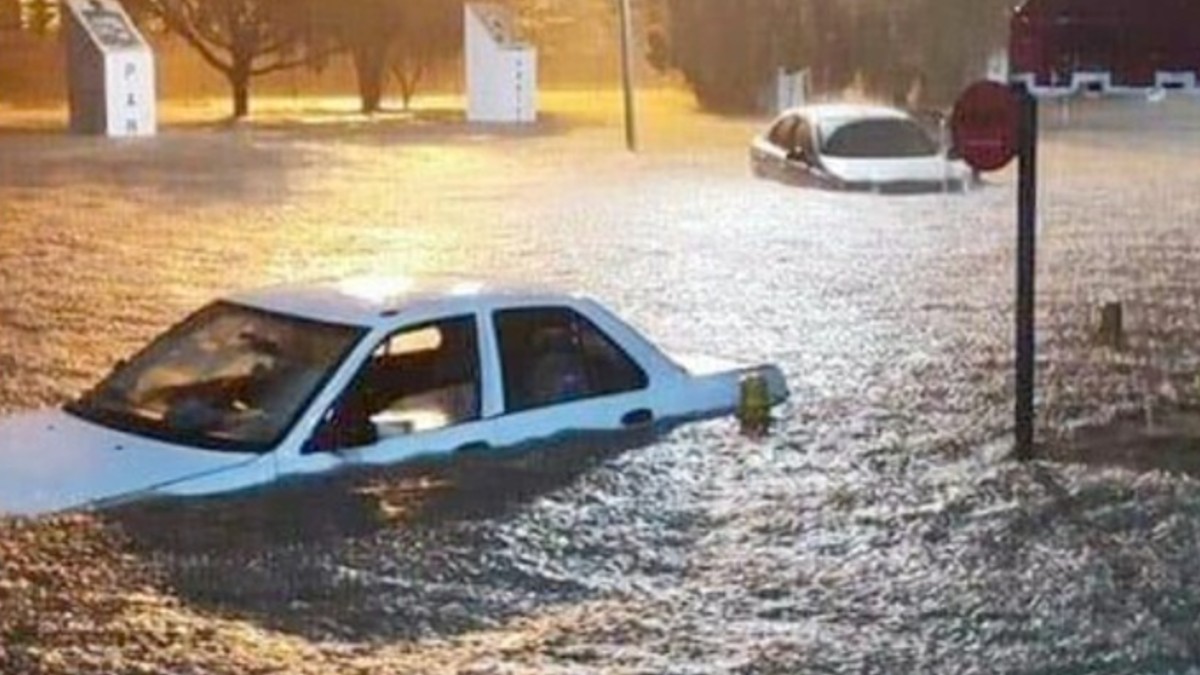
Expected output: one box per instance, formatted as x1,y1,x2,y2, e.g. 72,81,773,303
617,0,638,152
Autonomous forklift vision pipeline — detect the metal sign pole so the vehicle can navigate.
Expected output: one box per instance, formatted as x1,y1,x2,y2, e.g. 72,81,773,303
617,0,638,152
1014,86,1038,461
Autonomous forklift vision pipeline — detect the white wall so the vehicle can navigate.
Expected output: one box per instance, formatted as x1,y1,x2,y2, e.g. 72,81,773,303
465,3,537,123
63,0,155,137
102,52,156,136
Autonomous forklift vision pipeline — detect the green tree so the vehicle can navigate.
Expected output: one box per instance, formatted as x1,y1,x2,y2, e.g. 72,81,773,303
126,0,312,118
651,0,1011,113
653,0,831,112
906,0,1011,106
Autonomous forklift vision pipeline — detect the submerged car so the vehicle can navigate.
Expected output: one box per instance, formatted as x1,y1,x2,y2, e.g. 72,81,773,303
0,277,788,516
750,104,974,194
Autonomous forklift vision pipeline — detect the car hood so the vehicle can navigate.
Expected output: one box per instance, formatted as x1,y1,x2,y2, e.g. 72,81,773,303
0,409,260,517
820,154,969,185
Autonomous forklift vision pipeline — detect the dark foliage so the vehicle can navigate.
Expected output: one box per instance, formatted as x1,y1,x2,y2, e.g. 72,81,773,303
650,0,1012,113
285,0,463,113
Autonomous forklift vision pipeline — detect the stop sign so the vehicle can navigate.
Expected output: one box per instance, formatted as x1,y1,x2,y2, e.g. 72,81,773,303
950,81,1020,172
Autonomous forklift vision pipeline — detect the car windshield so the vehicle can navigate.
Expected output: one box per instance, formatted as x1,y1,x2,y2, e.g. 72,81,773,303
66,301,365,453
820,118,939,158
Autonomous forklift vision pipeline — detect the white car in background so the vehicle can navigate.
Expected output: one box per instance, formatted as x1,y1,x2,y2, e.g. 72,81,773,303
751,104,974,194
0,277,788,516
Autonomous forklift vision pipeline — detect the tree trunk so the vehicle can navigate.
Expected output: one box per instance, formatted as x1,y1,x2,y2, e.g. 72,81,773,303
396,68,420,111
232,77,250,118
353,44,388,114
228,56,252,119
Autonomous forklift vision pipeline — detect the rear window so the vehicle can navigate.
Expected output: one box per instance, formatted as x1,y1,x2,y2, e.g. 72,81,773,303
820,118,938,158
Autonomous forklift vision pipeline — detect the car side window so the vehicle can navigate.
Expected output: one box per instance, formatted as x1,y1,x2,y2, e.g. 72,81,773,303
768,116,799,150
327,316,481,447
494,307,648,414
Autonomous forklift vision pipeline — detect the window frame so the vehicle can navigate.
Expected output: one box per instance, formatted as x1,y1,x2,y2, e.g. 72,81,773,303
491,305,650,415
65,301,368,455
793,117,814,155
768,115,800,150
331,313,485,440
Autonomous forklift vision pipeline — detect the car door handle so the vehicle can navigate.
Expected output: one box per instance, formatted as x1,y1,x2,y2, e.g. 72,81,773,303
621,409,653,428
454,441,491,454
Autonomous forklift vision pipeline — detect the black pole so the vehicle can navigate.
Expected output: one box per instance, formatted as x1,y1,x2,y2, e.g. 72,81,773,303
617,0,638,152
1015,87,1038,461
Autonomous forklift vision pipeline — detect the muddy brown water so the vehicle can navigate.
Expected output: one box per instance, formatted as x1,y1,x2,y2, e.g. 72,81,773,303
3,98,1200,673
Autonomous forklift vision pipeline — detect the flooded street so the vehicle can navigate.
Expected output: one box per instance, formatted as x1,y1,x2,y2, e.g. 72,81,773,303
3,95,1200,673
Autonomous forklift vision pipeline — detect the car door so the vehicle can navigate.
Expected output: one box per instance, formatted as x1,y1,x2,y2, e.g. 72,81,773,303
479,305,656,448
285,313,497,473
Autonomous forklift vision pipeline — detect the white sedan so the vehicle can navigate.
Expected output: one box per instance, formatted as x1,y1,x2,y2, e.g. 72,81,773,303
750,104,975,194
0,277,788,516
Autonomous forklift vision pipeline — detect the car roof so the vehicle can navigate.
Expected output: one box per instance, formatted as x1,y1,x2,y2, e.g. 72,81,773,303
225,275,579,329
777,103,911,124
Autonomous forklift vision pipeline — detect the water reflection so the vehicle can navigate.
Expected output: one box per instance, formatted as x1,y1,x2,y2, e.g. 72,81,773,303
106,429,655,641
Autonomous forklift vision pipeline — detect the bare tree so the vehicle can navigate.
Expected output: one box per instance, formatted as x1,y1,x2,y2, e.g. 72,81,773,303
296,0,407,114
389,0,462,111
126,0,312,118
293,0,462,114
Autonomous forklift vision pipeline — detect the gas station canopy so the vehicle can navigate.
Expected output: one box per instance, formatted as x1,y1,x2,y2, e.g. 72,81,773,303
1010,0,1200,95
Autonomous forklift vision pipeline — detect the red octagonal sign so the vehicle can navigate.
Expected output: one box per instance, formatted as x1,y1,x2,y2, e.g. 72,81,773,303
950,81,1019,172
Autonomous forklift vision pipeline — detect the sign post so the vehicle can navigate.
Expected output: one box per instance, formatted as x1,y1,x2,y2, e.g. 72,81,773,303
951,79,1028,457
1014,88,1038,461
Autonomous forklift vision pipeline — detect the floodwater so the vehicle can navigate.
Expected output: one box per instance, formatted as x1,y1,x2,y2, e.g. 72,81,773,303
3,93,1200,674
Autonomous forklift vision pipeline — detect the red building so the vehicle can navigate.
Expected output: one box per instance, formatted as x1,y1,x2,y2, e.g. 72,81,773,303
1010,0,1200,94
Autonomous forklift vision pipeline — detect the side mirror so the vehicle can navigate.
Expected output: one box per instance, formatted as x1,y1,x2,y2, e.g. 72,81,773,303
303,418,340,455
105,358,129,379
